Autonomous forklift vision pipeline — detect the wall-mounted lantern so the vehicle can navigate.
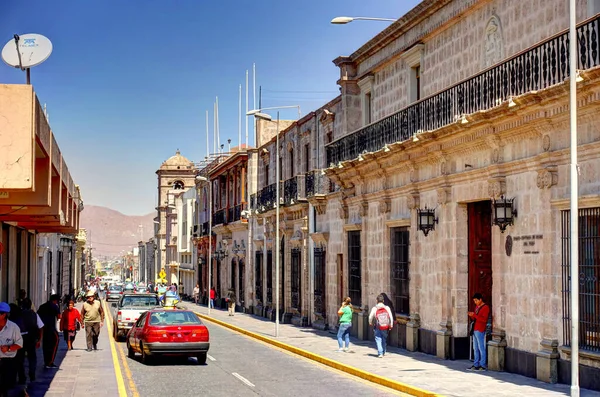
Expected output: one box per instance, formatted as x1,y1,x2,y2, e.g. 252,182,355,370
492,196,517,233
417,207,438,237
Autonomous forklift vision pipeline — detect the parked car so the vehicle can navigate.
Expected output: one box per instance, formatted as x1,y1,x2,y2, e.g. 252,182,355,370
126,309,210,365
107,285,124,301
111,293,160,341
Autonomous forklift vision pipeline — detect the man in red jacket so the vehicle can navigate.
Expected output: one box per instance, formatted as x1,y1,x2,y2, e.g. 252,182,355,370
468,293,490,371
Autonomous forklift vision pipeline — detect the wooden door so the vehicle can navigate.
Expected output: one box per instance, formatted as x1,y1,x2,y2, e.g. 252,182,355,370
468,201,493,309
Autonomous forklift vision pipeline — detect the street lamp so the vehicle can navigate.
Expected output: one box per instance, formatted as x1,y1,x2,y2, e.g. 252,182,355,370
330,16,396,24
247,105,300,337
196,175,212,315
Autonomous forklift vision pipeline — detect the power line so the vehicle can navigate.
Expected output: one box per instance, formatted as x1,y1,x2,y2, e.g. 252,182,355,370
262,89,338,94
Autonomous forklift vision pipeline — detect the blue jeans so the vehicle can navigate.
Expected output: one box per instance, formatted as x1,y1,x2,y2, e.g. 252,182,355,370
337,323,351,349
374,328,389,355
473,330,487,368
209,299,214,309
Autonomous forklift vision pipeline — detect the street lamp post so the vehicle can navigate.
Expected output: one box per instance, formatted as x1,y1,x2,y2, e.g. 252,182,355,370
247,105,300,337
330,16,396,24
197,175,212,315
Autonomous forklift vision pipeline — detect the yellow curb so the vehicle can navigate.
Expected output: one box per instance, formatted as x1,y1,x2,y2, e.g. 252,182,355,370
196,312,442,397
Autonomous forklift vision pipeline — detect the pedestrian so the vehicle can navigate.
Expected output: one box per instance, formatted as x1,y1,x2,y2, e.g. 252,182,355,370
336,297,352,352
209,287,215,309
179,283,184,296
368,294,394,358
467,292,490,371
37,294,61,369
193,284,200,305
0,301,23,397
16,298,43,383
226,289,236,316
60,300,81,351
80,291,105,352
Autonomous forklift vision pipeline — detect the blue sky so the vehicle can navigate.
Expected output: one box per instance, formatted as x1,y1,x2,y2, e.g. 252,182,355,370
0,0,420,215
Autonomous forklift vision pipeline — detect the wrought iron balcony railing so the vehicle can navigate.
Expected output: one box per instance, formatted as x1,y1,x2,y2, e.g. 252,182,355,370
213,209,226,225
283,175,306,206
326,16,600,165
234,203,245,222
256,183,277,214
306,170,333,198
227,207,234,224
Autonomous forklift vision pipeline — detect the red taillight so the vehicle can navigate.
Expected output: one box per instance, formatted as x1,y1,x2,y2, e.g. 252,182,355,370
119,291,123,295
189,327,209,342
145,328,167,343
117,311,122,321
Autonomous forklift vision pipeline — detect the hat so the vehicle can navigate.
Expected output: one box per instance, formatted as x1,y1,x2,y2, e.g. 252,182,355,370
49,294,61,302
0,302,10,313
86,290,95,297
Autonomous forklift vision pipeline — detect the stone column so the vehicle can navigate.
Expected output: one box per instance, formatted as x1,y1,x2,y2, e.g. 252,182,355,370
406,313,421,352
536,338,559,384
436,320,452,359
488,329,507,371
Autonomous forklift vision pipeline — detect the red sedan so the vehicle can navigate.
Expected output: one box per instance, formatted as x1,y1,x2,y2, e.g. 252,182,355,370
126,309,210,364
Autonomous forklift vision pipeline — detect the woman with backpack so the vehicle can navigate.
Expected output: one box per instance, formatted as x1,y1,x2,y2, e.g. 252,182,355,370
336,297,353,352
368,294,394,358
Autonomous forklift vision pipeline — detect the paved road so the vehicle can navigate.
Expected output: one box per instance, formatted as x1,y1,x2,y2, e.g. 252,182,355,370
114,320,405,397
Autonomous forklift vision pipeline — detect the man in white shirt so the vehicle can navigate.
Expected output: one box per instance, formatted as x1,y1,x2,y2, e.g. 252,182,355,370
0,301,23,396
368,294,394,358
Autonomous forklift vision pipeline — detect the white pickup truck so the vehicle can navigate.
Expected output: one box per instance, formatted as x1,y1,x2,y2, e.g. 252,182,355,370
111,293,160,342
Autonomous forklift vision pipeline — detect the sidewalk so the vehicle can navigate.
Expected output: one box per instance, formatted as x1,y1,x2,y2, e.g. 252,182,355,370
9,304,120,397
180,302,600,397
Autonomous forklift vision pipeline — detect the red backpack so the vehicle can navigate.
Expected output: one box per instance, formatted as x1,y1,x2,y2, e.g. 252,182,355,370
375,306,391,330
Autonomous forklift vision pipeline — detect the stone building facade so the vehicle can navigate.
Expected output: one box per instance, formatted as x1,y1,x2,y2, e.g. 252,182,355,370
317,0,600,389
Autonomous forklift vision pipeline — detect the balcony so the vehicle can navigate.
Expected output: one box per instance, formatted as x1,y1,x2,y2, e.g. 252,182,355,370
283,175,307,206
326,15,600,165
256,183,277,214
213,209,226,226
306,170,336,197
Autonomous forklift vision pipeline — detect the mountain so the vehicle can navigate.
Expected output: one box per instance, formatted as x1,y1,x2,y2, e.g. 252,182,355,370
79,205,155,259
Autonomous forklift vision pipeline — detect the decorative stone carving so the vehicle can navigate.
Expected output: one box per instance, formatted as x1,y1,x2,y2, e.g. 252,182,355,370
314,202,327,215
483,15,504,68
536,167,558,189
488,178,506,199
406,193,420,210
437,187,451,206
339,204,349,220
379,198,391,214
491,149,500,164
409,164,418,182
536,338,559,383
542,134,551,152
359,201,369,217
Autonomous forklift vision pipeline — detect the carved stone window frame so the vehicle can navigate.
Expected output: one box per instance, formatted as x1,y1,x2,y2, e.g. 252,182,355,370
358,75,374,127
400,44,424,103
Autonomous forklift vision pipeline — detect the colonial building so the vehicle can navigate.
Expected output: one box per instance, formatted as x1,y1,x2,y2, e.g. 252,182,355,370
0,84,83,307
154,150,197,285
315,0,600,389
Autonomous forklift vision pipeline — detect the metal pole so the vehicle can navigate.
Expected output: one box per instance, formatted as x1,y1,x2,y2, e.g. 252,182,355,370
275,112,280,337
208,180,213,316
569,0,579,395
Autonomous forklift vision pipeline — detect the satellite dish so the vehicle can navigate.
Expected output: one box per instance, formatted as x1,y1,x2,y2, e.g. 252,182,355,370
2,33,53,84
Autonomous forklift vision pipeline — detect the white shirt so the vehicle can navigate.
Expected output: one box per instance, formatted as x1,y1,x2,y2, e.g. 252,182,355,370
368,303,394,329
0,319,23,358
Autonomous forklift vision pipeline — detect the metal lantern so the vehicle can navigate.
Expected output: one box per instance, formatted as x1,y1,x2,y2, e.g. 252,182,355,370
417,207,438,236
492,196,517,233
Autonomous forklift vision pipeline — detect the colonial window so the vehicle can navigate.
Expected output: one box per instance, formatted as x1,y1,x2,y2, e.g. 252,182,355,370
365,92,372,124
291,248,301,309
289,149,294,177
173,180,184,190
391,227,410,315
401,44,424,104
358,75,374,127
561,207,600,352
255,251,263,304
264,164,270,187
413,65,421,101
266,250,273,304
348,231,362,307
304,144,310,173
314,247,326,317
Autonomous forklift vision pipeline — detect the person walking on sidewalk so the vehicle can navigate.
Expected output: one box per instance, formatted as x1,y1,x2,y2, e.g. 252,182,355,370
80,291,105,352
37,294,61,369
60,300,81,350
193,284,200,305
226,289,236,316
16,298,43,383
0,302,23,397
468,292,490,371
368,294,394,358
209,288,215,309
336,297,353,352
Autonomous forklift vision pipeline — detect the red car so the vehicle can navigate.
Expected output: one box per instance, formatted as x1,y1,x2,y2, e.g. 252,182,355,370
126,309,210,364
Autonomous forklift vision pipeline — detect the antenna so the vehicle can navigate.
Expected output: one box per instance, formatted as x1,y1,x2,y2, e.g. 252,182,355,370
2,33,53,85
245,70,249,149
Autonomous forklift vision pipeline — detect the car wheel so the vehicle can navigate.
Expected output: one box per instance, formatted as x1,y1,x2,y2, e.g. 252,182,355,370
197,352,207,365
127,341,135,359
141,343,151,365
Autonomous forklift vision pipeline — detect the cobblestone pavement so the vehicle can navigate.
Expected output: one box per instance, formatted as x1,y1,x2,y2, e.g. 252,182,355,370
9,302,120,397
180,301,600,397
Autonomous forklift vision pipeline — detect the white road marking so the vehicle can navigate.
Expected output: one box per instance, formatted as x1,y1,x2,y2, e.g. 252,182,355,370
207,354,216,361
232,372,255,388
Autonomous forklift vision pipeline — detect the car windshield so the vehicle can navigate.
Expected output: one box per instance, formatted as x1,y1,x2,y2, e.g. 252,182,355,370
121,296,158,307
109,286,122,291
148,311,202,326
